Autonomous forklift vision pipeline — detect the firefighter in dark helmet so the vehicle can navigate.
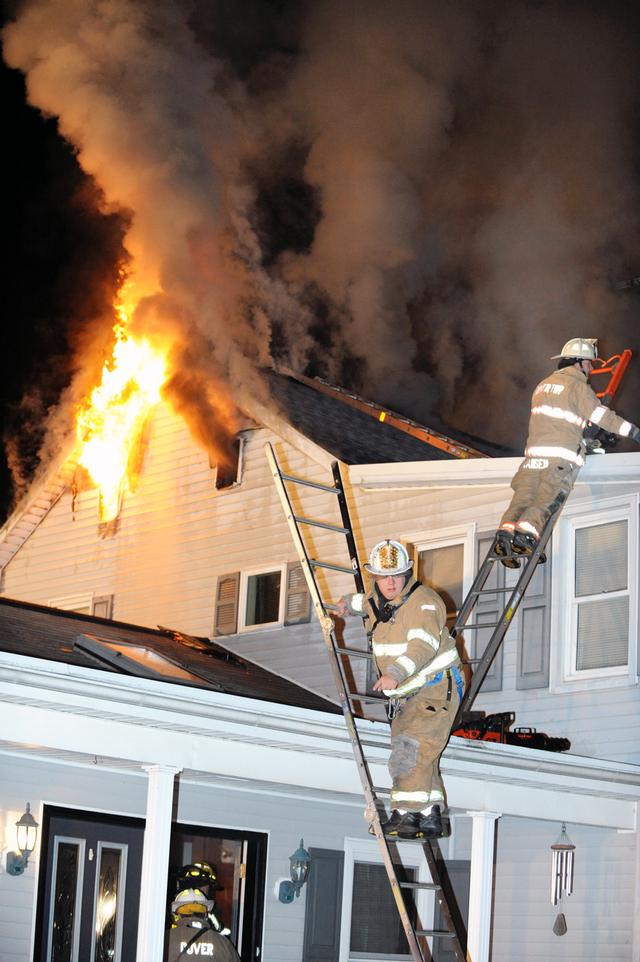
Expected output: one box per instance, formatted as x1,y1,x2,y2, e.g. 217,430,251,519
167,863,240,961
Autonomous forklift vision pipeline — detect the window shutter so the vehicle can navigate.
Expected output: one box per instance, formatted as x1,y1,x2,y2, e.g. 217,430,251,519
471,535,503,692
284,562,311,625
516,549,552,690
91,595,114,619
302,848,344,962
214,573,240,636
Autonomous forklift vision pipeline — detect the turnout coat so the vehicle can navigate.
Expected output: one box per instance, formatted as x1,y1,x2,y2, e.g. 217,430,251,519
348,575,461,698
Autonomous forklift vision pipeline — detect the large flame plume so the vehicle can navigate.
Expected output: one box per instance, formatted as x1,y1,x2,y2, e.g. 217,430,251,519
75,297,168,522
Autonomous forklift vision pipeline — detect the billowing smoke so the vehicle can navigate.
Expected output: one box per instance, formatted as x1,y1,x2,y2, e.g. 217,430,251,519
3,0,640,509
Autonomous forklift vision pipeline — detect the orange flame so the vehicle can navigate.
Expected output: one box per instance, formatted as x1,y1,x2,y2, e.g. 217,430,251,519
76,301,168,522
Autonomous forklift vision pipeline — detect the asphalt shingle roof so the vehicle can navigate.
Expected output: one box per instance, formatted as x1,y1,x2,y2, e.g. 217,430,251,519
0,597,340,715
268,371,511,463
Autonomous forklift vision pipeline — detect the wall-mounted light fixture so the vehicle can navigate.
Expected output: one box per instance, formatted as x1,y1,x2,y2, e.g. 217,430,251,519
6,803,39,876
277,839,311,904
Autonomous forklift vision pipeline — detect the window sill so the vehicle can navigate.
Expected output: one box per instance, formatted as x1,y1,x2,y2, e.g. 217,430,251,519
237,621,284,633
551,672,638,695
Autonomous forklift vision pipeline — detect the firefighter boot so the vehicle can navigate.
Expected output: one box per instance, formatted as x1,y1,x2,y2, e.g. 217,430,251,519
512,531,546,564
494,530,520,570
419,805,443,839
380,810,424,839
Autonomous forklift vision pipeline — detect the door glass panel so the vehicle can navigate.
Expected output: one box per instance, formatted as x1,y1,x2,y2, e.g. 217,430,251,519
93,844,126,962
48,838,84,962
170,833,244,938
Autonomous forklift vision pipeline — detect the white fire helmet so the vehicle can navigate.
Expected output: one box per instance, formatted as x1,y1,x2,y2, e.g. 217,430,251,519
364,540,412,577
551,338,599,361
171,888,214,918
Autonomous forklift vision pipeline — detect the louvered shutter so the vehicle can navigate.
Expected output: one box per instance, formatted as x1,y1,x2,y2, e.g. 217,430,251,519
284,562,311,625
214,573,240,636
91,595,114,620
516,548,551,689
471,535,503,692
302,848,344,962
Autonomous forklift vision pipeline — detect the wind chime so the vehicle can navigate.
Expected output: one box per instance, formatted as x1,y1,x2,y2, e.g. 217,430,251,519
550,824,575,936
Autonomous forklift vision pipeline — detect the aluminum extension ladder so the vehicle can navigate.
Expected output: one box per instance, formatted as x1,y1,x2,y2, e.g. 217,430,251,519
452,512,559,729
266,443,467,962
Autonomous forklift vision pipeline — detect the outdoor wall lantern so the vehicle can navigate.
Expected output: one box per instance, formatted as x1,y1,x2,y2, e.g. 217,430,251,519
278,839,311,904
6,803,39,876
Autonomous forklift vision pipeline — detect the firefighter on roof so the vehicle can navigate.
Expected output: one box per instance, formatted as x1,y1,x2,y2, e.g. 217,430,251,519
497,337,640,567
334,539,464,839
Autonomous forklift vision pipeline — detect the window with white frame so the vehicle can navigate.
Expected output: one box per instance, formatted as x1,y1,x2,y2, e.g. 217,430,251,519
339,838,431,962
557,496,638,687
408,524,475,630
48,594,114,619
239,566,286,630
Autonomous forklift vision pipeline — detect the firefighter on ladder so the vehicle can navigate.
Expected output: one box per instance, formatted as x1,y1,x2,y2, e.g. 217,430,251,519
496,337,640,568
335,540,464,840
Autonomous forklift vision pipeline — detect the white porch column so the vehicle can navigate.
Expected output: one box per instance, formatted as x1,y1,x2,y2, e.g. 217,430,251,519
136,764,181,962
465,811,501,962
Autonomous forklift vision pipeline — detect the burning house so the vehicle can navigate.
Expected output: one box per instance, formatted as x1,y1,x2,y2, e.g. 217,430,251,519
1,369,640,962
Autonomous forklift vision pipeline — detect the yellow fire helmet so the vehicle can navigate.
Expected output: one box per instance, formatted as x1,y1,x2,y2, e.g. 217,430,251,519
551,338,599,361
171,887,214,918
364,540,412,577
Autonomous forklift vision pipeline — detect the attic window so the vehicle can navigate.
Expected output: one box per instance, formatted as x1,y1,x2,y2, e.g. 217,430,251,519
73,634,210,685
213,436,245,490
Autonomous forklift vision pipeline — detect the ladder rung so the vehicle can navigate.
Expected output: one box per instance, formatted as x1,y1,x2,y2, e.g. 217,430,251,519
458,621,501,630
351,693,386,702
399,880,441,891
337,646,373,659
469,585,517,595
416,930,455,939
310,559,355,575
373,786,391,794
293,514,349,534
280,472,339,495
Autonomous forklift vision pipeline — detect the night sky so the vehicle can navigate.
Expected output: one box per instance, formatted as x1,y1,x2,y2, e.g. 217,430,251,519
3,0,640,524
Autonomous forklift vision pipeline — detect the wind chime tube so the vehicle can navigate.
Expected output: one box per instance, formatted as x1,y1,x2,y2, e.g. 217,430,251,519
565,849,574,896
551,849,557,905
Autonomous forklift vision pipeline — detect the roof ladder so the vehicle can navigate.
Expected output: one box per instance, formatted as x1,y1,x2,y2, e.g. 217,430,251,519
266,442,467,962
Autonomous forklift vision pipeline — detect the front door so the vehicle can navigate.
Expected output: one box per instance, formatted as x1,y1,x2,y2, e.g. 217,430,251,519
34,807,144,962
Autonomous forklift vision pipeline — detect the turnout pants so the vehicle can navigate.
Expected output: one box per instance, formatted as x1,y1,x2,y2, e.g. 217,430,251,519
500,456,579,538
388,673,462,812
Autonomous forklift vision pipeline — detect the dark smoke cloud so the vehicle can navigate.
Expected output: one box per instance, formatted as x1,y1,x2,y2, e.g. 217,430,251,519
3,0,640,515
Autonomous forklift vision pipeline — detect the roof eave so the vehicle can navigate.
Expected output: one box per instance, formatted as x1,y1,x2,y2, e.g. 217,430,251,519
348,451,640,490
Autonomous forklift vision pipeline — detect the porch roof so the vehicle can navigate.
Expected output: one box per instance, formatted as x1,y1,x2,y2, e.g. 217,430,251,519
0,647,638,831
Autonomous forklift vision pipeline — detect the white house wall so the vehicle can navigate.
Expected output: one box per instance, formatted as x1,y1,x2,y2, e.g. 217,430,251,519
2,403,640,760
492,815,636,962
2,751,639,962
0,751,367,962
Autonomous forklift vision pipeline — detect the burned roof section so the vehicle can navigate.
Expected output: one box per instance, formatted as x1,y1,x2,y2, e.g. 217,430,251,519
267,369,512,463
0,596,340,715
